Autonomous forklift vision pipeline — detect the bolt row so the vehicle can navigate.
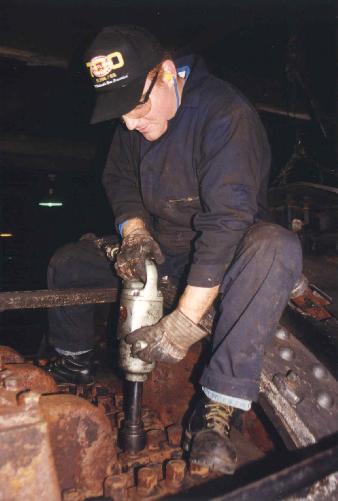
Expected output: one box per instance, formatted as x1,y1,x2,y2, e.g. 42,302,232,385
274,326,334,409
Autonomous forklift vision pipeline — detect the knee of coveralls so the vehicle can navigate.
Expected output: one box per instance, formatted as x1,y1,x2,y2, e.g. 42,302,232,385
47,240,119,353
48,241,104,289
240,222,303,285
200,222,303,402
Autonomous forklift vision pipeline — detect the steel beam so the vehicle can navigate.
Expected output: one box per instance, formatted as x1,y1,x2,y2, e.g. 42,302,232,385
0,287,119,311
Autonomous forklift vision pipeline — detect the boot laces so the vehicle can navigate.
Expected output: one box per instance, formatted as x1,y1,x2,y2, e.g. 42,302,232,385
205,403,233,435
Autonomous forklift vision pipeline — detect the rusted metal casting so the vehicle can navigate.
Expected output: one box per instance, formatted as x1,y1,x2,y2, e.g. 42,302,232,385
0,383,61,500
0,274,337,499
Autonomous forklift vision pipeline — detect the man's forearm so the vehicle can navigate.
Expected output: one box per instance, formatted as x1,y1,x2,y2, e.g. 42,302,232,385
178,284,220,324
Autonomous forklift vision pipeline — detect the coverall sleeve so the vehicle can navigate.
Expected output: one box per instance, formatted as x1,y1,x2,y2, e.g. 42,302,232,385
102,126,149,228
187,107,270,287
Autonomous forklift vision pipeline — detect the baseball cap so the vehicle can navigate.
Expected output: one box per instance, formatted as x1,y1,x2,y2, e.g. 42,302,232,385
85,25,164,123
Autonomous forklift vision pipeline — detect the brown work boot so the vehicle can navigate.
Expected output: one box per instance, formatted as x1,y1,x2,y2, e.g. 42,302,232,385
183,393,238,474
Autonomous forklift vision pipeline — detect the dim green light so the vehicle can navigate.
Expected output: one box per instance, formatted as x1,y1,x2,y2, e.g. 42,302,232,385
38,201,63,207
39,175,63,208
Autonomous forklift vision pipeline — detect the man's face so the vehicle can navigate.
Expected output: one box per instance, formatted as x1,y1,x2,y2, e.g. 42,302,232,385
121,69,177,141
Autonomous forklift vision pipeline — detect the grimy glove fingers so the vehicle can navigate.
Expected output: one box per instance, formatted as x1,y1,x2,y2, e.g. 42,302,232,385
115,228,164,282
126,309,207,364
115,256,148,282
127,325,184,364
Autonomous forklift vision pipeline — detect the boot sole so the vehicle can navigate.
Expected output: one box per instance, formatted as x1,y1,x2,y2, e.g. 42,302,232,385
190,455,236,475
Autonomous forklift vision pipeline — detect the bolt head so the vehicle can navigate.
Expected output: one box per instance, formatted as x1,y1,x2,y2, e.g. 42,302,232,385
317,392,334,409
279,347,294,361
312,365,327,380
275,327,289,341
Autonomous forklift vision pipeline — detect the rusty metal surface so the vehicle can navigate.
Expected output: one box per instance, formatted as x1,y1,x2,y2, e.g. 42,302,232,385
3,363,58,393
143,342,203,426
103,429,264,500
290,286,332,320
0,287,118,311
0,380,61,500
260,325,338,448
0,345,25,363
0,271,337,500
40,393,117,499
2,330,336,500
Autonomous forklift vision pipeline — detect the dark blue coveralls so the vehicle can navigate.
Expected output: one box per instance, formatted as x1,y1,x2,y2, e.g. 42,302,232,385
48,56,302,402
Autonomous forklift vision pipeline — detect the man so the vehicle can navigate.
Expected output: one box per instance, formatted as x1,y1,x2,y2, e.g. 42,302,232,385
46,25,302,474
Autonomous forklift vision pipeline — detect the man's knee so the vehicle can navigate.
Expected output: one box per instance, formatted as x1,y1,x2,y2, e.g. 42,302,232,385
245,223,302,277
48,242,88,288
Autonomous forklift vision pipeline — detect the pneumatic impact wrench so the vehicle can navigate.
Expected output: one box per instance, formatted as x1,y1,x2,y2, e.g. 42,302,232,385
117,260,163,453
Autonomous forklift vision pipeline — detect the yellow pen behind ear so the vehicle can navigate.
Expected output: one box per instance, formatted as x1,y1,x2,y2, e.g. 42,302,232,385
163,71,173,82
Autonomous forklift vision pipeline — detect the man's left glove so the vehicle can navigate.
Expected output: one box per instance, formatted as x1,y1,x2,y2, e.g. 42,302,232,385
126,309,207,364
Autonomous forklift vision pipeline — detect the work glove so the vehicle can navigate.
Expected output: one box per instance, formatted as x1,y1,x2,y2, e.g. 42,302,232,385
126,309,207,364
115,228,164,282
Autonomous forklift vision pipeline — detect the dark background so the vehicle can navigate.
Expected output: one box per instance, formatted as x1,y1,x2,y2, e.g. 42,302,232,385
0,0,336,353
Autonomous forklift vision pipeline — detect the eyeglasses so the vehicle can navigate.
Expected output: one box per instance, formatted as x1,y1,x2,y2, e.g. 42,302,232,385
122,71,159,121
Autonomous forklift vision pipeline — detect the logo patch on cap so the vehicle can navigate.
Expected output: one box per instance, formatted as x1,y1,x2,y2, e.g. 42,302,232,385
86,52,126,88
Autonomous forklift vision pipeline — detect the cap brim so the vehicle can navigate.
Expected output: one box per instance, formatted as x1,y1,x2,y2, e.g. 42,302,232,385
90,75,146,124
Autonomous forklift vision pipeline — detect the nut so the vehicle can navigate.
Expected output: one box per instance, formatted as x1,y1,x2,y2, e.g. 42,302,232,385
166,460,186,486
137,466,158,495
147,429,166,451
104,474,128,498
167,424,183,446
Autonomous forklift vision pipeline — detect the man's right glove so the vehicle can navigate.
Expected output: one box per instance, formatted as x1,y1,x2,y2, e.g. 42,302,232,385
126,309,207,364
115,228,164,283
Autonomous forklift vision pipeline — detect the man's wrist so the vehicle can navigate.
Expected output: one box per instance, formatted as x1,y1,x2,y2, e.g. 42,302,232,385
121,218,146,238
166,310,207,352
178,284,219,324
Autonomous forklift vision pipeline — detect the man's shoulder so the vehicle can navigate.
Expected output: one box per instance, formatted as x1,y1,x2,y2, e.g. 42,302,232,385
179,55,256,120
200,75,256,120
